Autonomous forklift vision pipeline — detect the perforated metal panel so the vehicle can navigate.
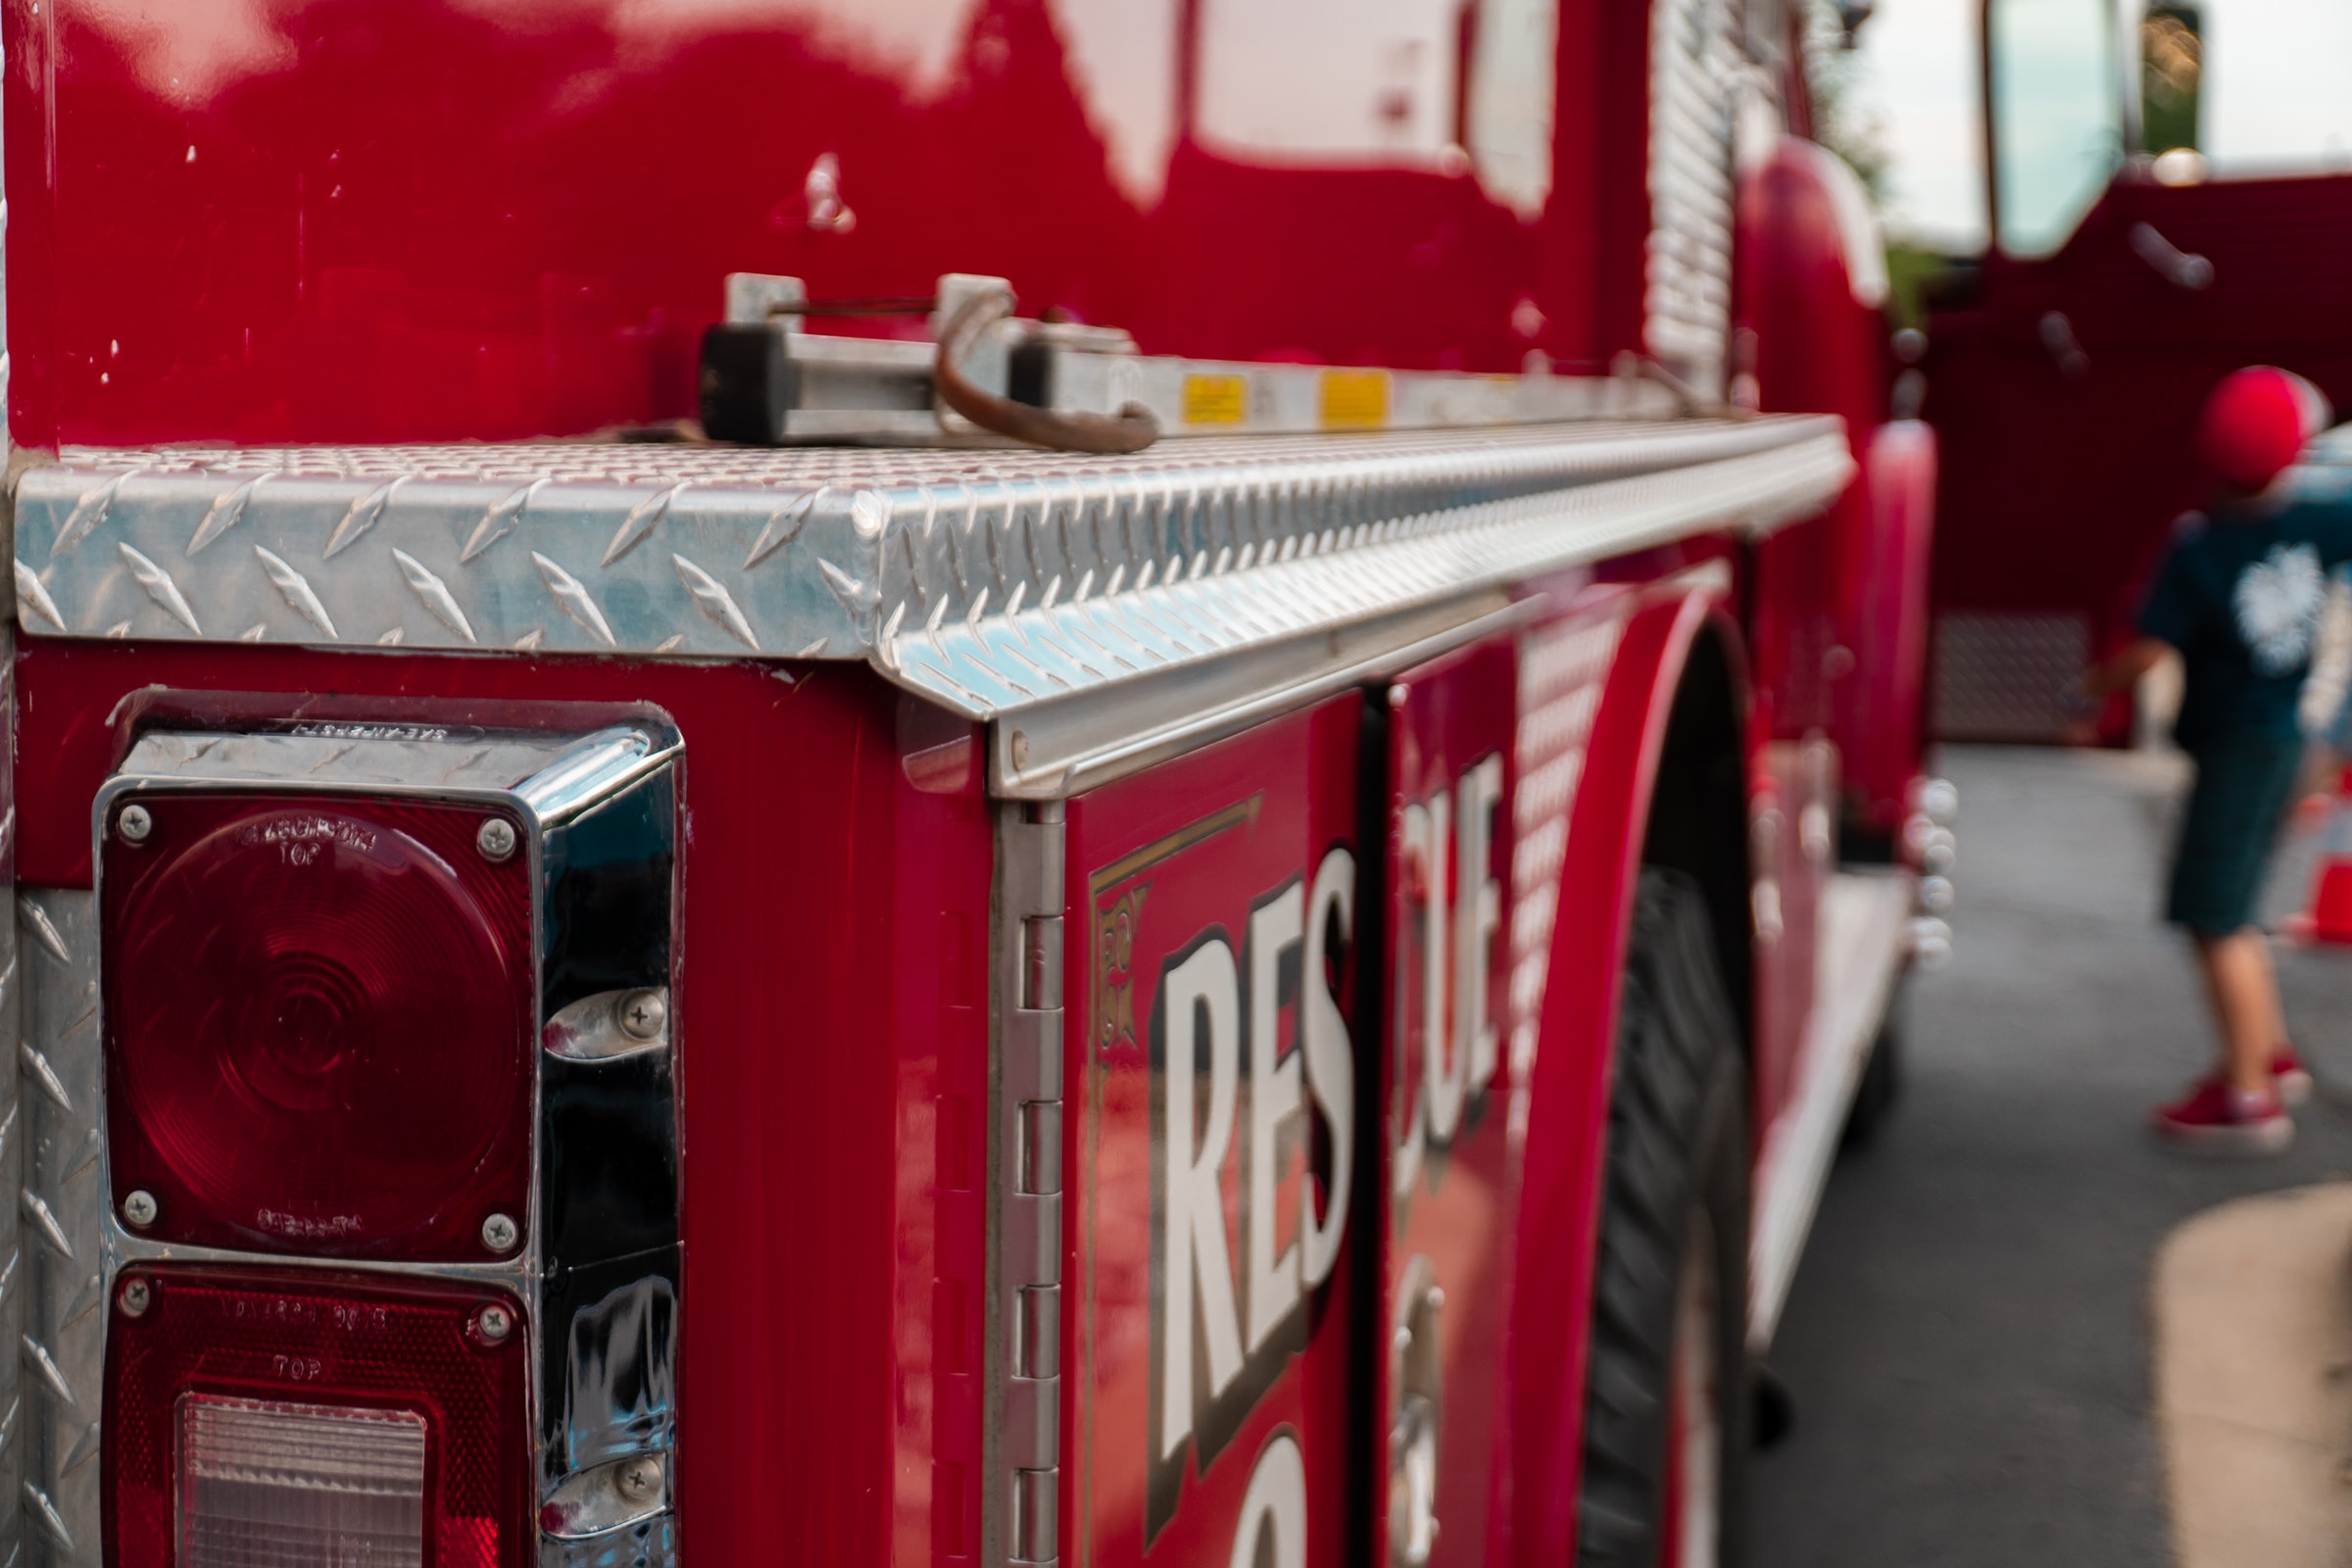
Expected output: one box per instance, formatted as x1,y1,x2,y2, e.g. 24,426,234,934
1932,612,2092,741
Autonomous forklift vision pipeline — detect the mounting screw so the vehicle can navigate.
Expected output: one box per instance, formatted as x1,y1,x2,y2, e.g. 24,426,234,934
617,990,666,1042
481,1212,518,1253
119,1278,152,1318
476,818,517,862
473,1302,514,1344
118,804,153,844
614,1455,663,1506
122,1190,159,1228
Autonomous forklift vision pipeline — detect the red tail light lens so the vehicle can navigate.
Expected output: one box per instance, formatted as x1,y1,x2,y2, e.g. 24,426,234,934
103,795,534,1260
107,1267,531,1568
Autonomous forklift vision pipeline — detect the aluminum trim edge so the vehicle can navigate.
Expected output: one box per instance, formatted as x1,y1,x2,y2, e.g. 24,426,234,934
13,419,1845,677
14,420,1848,802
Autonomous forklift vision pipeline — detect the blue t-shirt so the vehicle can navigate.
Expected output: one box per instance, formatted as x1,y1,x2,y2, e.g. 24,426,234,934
2135,476,2352,750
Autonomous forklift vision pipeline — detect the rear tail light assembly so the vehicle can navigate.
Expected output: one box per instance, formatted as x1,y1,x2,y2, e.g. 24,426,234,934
91,718,684,1568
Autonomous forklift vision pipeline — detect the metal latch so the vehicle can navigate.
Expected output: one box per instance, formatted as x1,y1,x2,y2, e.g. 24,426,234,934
698,271,1148,450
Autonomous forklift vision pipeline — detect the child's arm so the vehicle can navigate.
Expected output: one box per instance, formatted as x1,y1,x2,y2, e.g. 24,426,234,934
2082,636,2175,700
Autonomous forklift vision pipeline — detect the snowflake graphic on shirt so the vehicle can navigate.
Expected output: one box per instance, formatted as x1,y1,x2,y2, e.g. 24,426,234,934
2233,541,2327,675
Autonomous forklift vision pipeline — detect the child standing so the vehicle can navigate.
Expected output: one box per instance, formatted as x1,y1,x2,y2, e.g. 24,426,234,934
2084,367,2342,1153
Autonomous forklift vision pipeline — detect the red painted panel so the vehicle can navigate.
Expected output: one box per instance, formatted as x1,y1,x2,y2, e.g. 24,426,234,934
0,0,1641,449
1736,137,1880,752
1378,634,1517,1567
1062,694,1365,1568
1843,418,1936,828
14,642,992,1567
1927,173,2352,728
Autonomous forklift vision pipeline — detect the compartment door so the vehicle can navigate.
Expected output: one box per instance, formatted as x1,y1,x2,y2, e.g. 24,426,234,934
1062,693,1369,1568
1379,635,1520,1568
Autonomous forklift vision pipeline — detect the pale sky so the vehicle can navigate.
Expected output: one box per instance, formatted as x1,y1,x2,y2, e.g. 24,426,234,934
1848,0,2352,254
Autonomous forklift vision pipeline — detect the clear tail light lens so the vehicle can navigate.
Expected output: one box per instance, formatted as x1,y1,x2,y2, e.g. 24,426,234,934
178,1396,427,1568
107,1267,530,1568
102,795,534,1260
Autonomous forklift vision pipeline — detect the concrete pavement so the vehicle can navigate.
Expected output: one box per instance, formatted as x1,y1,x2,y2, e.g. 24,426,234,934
1751,745,2352,1566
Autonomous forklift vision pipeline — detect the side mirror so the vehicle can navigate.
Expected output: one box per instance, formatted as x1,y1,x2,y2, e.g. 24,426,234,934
2139,3,2203,158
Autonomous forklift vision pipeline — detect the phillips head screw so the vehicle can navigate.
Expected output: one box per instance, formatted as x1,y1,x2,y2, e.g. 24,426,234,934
118,804,153,844
481,1212,519,1253
614,1456,664,1506
474,1302,514,1344
122,1190,159,1228
617,990,666,1042
476,817,518,862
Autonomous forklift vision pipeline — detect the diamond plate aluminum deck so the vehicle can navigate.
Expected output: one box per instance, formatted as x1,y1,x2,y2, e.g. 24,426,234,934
12,417,1850,793
18,891,94,1568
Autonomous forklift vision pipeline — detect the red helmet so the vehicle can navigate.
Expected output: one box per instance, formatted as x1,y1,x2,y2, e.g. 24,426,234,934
2196,366,2330,492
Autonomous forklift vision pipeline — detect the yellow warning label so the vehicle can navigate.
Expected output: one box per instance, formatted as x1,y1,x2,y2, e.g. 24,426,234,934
1319,369,1391,429
1183,373,1250,425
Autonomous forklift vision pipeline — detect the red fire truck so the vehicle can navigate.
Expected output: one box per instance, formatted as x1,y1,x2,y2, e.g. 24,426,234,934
0,2,1942,1565
1926,0,2352,741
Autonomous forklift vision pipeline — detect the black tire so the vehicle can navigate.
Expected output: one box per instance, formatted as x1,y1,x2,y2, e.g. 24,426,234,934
1839,980,1906,1153
1576,869,1752,1568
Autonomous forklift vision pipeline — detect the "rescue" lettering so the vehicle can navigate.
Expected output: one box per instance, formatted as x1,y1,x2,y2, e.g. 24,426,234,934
1148,846,1355,1540
1394,753,1505,1200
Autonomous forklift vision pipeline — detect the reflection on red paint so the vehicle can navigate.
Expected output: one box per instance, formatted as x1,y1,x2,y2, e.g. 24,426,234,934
6,0,1572,449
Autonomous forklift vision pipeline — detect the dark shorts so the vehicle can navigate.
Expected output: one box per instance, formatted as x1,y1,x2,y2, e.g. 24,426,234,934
2168,733,2306,935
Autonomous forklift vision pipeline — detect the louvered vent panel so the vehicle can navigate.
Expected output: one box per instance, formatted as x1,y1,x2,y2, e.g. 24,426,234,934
1646,0,1741,399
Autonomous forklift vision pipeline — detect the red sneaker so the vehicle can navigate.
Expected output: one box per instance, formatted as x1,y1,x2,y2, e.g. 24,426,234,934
2152,1078,2293,1154
2274,1046,2315,1106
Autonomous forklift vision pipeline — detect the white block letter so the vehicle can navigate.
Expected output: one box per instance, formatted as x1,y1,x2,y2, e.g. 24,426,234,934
1456,754,1505,1090
1246,886,1304,1353
1227,1433,1308,1568
1422,787,1468,1144
1393,804,1429,1198
1301,847,1355,1290
1160,939,1245,1462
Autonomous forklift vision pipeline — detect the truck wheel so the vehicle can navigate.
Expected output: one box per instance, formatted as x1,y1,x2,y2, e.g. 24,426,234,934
1577,869,1751,1568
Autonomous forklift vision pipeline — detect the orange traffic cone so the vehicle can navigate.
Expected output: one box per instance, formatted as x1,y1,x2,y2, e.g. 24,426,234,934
2289,765,2352,945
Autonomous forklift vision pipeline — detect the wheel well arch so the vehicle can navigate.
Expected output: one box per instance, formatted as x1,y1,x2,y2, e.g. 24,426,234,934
1504,586,1758,1564
1639,614,1754,1058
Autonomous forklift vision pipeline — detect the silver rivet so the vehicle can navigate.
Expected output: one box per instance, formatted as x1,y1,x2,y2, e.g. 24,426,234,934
118,804,152,844
119,1279,152,1318
481,1212,518,1252
617,990,666,1042
614,1455,663,1505
122,1190,158,1228
476,818,517,862
474,1302,514,1344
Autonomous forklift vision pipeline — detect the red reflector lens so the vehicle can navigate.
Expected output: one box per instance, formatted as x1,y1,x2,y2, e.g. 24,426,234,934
107,1268,530,1568
104,796,533,1260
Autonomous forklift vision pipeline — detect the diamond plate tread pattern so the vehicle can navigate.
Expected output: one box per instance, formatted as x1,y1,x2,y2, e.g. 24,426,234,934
18,891,92,1568
1931,612,2090,743
13,420,1850,720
